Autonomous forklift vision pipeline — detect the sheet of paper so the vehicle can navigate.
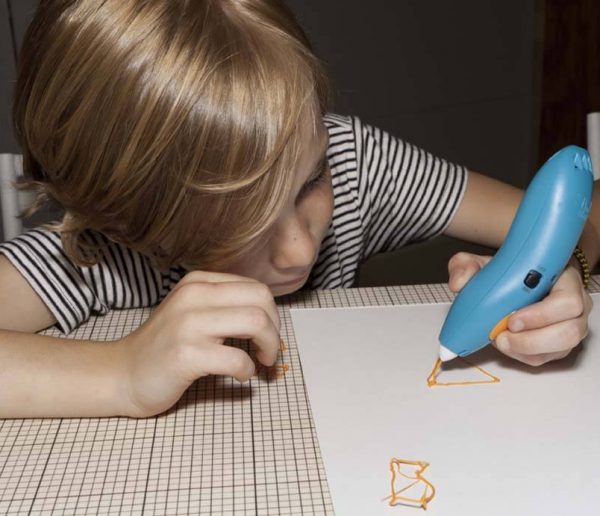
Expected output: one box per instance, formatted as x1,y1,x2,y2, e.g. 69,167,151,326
291,296,600,515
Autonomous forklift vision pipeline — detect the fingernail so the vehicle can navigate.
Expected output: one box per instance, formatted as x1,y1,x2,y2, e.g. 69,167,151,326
496,334,510,352
510,319,524,332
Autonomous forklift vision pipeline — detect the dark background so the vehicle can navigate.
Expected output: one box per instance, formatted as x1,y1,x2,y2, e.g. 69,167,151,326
1,1,597,285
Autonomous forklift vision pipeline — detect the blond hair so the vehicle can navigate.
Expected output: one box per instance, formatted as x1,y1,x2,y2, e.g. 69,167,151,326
13,0,331,269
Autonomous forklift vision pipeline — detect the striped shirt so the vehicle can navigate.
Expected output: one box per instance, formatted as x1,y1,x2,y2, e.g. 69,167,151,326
0,114,467,333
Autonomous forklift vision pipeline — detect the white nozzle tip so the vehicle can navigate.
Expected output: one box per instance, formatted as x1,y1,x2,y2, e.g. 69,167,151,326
439,345,458,362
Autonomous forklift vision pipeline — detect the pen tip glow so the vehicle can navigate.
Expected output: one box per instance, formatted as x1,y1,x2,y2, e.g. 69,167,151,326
439,345,457,362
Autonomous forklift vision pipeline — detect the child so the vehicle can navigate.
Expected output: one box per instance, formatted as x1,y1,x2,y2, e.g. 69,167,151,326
0,0,597,418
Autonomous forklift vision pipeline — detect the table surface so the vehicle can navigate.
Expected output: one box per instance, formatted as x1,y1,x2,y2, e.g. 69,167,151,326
2,278,599,515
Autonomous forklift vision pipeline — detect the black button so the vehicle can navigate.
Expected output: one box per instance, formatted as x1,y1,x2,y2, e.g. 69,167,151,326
524,270,542,288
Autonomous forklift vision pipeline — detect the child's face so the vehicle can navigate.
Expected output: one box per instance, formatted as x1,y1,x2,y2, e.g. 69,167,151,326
228,116,334,296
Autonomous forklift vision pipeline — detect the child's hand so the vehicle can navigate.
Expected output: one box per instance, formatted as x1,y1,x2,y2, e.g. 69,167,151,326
447,252,592,366
118,271,280,417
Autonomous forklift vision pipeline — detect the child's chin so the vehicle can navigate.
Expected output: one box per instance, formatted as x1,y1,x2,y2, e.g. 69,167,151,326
270,282,305,297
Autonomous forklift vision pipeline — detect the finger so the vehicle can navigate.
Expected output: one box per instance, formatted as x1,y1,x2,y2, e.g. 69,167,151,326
210,282,281,333
448,264,479,292
508,288,590,332
551,264,584,293
170,281,280,333
447,252,491,292
197,345,256,382
195,306,280,366
171,270,259,293
493,346,573,367
494,315,587,356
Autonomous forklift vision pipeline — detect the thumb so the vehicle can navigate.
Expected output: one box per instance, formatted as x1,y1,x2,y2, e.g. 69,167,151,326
448,252,492,293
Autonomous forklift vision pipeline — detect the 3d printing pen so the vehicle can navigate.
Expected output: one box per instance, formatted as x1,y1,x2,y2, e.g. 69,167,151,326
439,145,594,362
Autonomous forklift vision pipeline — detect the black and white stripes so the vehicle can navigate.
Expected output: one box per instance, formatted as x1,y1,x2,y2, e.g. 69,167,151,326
0,114,467,332
0,229,185,332
307,115,467,290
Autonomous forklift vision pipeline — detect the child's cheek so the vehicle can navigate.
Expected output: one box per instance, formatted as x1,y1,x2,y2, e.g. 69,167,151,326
316,179,334,231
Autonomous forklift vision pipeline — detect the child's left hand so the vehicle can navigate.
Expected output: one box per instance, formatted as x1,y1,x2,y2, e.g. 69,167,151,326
447,252,593,366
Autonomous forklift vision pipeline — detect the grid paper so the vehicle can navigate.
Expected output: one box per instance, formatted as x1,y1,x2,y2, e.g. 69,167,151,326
2,278,599,515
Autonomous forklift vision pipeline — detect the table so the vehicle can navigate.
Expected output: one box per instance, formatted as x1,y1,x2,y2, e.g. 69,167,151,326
2,278,599,515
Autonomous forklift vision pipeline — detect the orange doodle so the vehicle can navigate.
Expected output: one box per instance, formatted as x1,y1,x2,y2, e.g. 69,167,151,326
279,338,288,353
271,362,290,379
255,362,290,379
427,357,500,388
251,339,290,379
386,458,436,510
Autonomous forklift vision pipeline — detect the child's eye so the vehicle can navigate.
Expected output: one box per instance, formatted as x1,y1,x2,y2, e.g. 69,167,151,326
298,161,328,199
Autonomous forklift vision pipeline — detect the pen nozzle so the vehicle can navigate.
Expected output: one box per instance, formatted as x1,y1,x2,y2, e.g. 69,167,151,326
439,344,457,362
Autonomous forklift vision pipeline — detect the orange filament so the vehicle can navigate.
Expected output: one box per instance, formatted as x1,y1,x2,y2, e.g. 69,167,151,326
279,338,288,353
427,357,500,388
254,362,290,380
251,339,289,379
266,363,289,379
387,458,436,509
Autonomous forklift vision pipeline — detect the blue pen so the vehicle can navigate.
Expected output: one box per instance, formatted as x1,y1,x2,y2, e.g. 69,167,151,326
439,145,594,361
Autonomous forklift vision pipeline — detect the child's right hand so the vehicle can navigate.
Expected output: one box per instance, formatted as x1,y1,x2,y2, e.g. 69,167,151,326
447,252,590,367
118,271,280,417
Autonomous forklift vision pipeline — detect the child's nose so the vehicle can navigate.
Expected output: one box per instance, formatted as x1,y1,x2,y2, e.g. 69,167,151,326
270,215,315,271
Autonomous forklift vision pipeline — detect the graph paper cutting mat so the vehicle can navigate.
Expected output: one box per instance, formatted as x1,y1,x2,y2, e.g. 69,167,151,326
2,279,600,515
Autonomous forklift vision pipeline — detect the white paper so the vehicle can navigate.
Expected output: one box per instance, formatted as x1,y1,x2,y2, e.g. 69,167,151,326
291,297,600,515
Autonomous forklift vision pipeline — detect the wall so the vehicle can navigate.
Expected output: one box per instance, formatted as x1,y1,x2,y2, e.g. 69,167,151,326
0,0,38,242
285,0,541,285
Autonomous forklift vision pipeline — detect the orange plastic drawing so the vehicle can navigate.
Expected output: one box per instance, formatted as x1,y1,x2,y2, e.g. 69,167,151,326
387,458,436,510
252,339,289,379
265,363,289,379
427,357,500,388
254,362,290,380
279,338,288,352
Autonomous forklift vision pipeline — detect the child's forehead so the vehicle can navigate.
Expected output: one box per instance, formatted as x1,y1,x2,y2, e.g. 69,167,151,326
298,101,327,139
313,122,329,153
297,124,328,176
300,112,329,154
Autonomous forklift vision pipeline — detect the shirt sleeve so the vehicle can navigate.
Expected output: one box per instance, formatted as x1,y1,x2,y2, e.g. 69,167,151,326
0,228,185,333
352,116,468,260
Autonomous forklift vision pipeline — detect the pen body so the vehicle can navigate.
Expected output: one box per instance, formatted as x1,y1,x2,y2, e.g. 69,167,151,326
439,145,594,358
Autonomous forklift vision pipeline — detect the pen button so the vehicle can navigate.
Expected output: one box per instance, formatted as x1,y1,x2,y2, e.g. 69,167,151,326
524,270,542,289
